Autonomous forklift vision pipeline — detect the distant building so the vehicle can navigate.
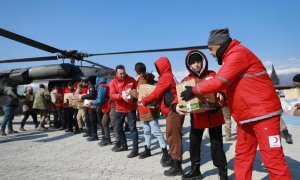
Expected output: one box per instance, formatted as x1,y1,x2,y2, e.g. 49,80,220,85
270,64,280,85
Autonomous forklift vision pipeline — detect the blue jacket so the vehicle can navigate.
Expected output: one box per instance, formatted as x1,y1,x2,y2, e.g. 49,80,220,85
91,77,108,106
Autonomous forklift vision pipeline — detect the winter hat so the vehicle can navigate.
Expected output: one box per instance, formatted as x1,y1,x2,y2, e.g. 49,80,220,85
293,74,300,82
208,28,230,45
187,53,203,65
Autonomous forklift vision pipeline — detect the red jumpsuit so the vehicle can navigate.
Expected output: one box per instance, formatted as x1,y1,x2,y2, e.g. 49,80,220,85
192,40,291,180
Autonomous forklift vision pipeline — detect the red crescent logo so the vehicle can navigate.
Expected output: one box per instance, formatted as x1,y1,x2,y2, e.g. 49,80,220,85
273,137,278,143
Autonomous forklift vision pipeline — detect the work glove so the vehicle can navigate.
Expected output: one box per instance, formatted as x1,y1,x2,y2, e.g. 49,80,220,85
180,86,195,101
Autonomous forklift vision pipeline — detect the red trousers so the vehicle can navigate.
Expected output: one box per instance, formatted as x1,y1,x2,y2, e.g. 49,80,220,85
234,116,291,180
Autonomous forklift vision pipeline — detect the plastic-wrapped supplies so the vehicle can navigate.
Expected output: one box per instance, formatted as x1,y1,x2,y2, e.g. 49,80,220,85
280,98,300,116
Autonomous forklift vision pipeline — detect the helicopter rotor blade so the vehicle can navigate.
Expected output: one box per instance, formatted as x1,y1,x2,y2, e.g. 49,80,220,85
0,28,65,54
0,56,58,63
89,45,208,56
81,59,114,70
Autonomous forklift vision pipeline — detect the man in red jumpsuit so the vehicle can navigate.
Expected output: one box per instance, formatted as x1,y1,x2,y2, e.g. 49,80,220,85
181,28,291,180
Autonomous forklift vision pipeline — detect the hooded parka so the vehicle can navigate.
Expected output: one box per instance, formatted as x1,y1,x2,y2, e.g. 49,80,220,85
183,50,224,129
141,57,178,116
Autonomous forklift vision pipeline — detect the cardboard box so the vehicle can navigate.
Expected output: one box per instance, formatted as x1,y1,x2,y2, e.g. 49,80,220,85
294,109,300,116
72,94,84,109
137,84,159,108
63,93,74,107
63,93,86,109
83,99,96,108
176,79,217,113
283,88,300,99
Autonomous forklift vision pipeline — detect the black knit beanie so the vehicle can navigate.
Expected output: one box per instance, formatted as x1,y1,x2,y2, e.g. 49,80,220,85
293,74,300,82
188,53,203,65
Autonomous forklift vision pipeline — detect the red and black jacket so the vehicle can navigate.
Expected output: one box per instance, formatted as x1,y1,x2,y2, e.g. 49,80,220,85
183,50,224,129
142,57,178,116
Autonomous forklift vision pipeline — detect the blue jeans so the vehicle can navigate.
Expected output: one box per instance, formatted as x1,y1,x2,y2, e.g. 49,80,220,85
143,119,167,148
115,110,138,151
1,106,15,131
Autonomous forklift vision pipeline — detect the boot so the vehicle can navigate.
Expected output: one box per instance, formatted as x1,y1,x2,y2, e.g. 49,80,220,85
8,129,18,134
98,137,112,147
139,145,151,159
0,130,6,136
59,127,66,131
82,131,91,137
111,141,121,151
79,128,85,133
161,148,172,167
73,129,81,134
37,123,47,131
127,150,139,158
115,146,128,152
87,133,99,141
65,129,73,132
106,137,112,145
20,125,26,131
164,160,183,176
282,129,293,144
182,164,201,180
218,166,228,180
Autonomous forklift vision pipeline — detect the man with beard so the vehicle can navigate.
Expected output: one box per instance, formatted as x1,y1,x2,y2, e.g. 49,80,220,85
181,28,291,180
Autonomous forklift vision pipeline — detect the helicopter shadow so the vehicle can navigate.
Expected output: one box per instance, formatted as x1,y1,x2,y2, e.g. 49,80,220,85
33,131,75,143
0,129,75,144
0,130,48,144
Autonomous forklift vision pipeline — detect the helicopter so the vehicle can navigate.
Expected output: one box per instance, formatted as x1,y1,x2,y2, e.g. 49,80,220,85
0,27,208,103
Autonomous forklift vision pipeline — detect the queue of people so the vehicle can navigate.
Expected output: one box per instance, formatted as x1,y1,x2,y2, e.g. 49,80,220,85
1,27,299,180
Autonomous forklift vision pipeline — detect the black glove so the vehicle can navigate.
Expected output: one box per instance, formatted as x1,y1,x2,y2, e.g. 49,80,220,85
180,86,195,101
